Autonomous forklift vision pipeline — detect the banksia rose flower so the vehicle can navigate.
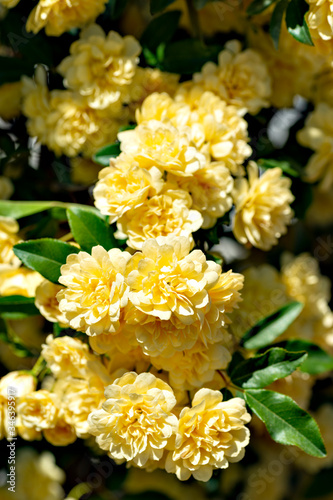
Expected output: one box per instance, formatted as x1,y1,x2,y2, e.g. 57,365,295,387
297,103,333,191
26,0,108,36
165,389,251,481
58,25,141,109
41,335,102,379
192,40,271,115
118,120,206,177
93,158,163,223
57,246,131,337
116,188,203,250
17,390,59,434
232,162,294,251
88,372,178,467
126,236,243,356
35,280,67,325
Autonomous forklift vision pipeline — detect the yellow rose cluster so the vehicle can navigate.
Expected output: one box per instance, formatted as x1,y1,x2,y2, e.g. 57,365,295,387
21,28,178,159
93,71,293,250
57,237,243,391
89,373,251,482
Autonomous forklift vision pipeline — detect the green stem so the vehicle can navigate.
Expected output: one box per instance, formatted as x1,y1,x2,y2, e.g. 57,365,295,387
185,0,203,40
31,355,47,378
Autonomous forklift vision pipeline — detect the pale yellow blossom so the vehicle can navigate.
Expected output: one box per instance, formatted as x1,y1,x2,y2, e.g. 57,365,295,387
126,237,243,356
137,90,251,175
42,334,98,379
53,376,106,438
118,120,206,177
88,372,178,467
17,390,59,436
0,0,20,8
191,40,271,115
0,267,43,297
116,188,203,250
35,280,67,324
58,24,141,109
170,163,233,228
93,157,163,223
166,389,251,481
57,246,131,336
26,0,108,36
232,162,294,251
297,103,333,191
151,341,231,391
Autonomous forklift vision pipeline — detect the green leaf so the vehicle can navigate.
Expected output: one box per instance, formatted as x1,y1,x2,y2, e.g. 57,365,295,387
244,389,326,457
241,301,304,350
274,339,333,375
150,0,176,15
93,143,121,166
228,348,307,389
67,206,115,253
13,239,80,284
141,11,181,52
0,296,39,319
163,40,221,74
258,158,301,177
270,0,289,48
109,0,129,18
247,0,277,16
285,0,314,46
0,201,56,219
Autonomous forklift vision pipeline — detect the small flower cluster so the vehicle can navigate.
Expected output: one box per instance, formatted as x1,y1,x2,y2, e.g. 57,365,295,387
94,80,294,251
21,27,178,159
57,237,243,394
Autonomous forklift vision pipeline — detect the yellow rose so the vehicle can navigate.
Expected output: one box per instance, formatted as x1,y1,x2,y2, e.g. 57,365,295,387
88,372,178,467
22,67,124,158
116,188,203,250
192,40,271,115
128,67,179,117
170,162,233,229
17,389,59,434
58,24,141,109
42,334,102,379
166,389,251,481
281,252,331,319
57,246,132,336
137,90,251,175
93,157,163,223
26,0,108,36
118,120,206,177
53,376,106,438
43,414,77,446
306,0,333,51
297,103,333,191
232,162,294,251
126,236,243,356
151,341,232,391
35,279,67,324
0,267,43,297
